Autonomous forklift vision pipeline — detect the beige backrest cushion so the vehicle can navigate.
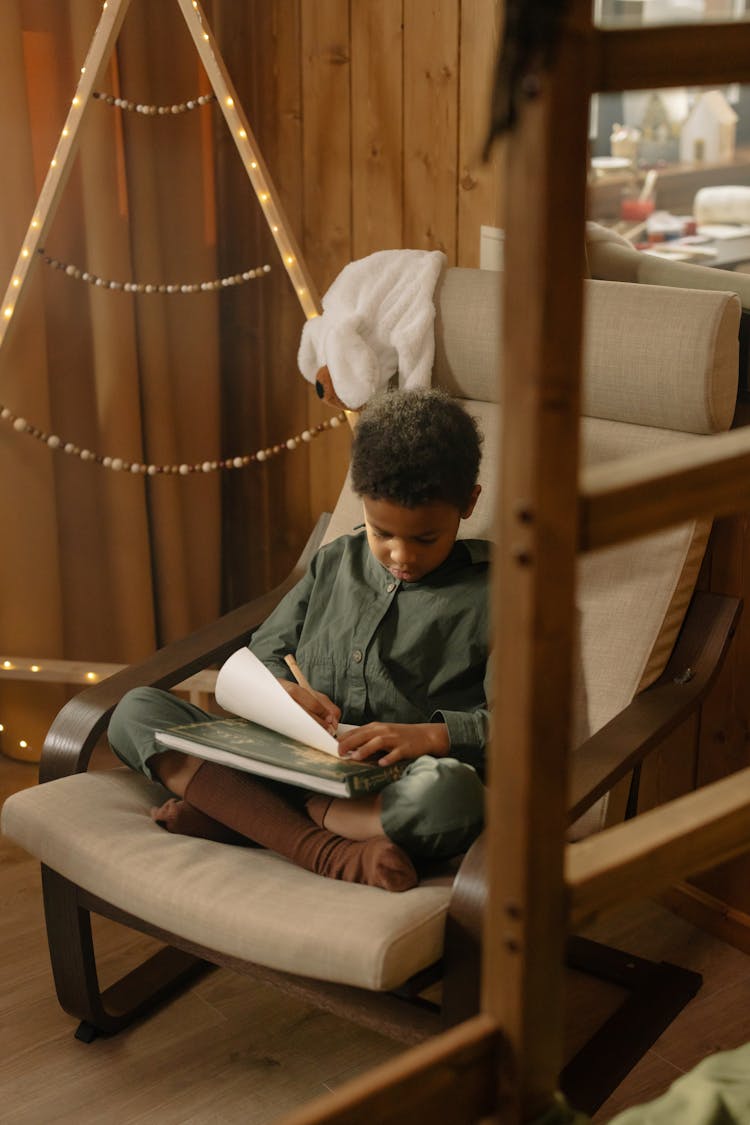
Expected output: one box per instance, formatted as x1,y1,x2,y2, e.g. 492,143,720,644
325,269,739,836
432,266,740,432
582,280,739,433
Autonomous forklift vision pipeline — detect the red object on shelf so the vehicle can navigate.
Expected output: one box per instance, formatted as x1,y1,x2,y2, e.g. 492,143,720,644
620,198,656,221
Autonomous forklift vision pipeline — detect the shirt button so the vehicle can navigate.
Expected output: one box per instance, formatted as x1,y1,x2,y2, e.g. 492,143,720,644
386,581,396,593
352,649,363,663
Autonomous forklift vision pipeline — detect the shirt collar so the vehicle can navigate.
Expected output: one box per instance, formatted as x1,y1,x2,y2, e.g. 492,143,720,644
357,532,490,588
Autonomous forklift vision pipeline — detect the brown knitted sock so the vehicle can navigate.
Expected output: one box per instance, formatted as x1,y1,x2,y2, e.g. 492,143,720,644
151,797,251,846
185,762,417,892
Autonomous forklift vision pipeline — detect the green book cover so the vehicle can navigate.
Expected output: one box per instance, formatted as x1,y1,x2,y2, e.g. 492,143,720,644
156,718,405,798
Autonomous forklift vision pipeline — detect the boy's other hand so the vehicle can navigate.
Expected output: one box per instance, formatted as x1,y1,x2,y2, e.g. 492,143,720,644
337,722,450,766
278,679,341,735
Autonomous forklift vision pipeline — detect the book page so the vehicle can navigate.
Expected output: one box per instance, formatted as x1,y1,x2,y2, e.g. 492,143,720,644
214,648,340,757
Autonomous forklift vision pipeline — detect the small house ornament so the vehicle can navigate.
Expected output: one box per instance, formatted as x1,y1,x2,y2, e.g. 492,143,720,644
679,89,738,164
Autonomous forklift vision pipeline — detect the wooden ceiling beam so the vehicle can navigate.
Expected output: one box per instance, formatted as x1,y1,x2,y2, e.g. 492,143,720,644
595,23,750,92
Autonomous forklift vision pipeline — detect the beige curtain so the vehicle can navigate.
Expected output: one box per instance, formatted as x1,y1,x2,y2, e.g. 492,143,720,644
0,0,222,759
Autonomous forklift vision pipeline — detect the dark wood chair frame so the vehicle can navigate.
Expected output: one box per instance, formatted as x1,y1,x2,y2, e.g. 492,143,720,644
37,514,741,1114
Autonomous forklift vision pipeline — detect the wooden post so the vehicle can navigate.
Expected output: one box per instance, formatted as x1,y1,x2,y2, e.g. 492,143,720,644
174,0,322,319
0,0,133,359
482,1,594,1118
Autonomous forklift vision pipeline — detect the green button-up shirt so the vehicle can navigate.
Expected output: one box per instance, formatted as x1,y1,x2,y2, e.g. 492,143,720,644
249,532,490,771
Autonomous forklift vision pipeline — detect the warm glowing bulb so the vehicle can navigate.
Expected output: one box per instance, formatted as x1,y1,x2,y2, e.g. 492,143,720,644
50,159,57,167
272,225,279,232
203,32,209,40
12,278,20,287
250,161,257,169
0,723,4,732
72,96,80,107
225,96,233,107
3,308,13,319
238,128,246,138
63,128,69,137
81,66,86,74
21,248,29,258
2,661,12,669
31,219,39,229
30,665,40,672
86,671,97,681
298,288,306,296
285,255,294,265
259,193,269,203
19,740,28,749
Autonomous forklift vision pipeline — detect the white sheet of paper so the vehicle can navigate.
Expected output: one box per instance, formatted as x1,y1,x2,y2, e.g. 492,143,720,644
214,648,340,757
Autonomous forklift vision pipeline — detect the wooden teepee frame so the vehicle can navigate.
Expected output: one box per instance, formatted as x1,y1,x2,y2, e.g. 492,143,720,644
0,0,321,363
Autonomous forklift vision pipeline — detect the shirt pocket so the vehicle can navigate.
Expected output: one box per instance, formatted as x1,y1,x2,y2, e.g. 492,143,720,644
295,651,339,700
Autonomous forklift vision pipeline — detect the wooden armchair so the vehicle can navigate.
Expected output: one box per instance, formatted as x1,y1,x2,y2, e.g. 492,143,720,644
1,266,742,1115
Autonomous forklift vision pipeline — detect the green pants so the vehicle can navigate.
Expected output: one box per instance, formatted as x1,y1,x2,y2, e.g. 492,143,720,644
108,686,485,860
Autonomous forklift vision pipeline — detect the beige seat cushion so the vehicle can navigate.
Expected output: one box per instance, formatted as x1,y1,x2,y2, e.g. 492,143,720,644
1,770,452,992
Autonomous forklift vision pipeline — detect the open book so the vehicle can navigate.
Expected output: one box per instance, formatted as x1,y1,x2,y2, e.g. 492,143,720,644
155,648,405,798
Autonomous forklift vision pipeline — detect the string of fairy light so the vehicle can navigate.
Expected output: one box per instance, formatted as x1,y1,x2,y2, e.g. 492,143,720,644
0,660,100,756
0,0,326,479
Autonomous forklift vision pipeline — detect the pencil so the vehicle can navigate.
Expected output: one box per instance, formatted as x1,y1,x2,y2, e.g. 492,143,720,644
284,654,339,736
284,653,314,694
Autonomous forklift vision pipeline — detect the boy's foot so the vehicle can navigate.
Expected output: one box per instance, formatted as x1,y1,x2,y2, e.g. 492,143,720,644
321,835,418,893
151,797,251,846
184,763,418,892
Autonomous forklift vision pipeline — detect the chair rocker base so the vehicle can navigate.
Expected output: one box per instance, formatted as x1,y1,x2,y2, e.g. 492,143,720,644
43,866,211,1039
560,935,703,1115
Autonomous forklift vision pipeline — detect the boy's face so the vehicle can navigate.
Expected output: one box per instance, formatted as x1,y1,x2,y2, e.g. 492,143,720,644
362,488,480,583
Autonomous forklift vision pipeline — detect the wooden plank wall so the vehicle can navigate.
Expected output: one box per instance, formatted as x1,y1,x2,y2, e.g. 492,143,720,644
214,0,501,604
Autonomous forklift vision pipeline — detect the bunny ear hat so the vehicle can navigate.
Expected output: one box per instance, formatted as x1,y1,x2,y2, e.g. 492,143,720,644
297,249,446,410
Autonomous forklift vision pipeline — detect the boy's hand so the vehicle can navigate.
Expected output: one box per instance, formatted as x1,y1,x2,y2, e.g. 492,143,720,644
337,722,450,766
277,679,341,735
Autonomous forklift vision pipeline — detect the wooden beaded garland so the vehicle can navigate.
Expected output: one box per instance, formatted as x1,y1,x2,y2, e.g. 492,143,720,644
92,91,217,115
39,249,271,295
0,402,348,476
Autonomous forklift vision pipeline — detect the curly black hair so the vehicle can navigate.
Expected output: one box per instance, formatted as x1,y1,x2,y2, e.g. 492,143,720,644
350,389,483,511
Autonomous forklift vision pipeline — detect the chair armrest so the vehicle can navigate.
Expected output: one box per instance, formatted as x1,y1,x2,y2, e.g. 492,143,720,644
444,589,741,1009
39,514,331,784
567,590,741,824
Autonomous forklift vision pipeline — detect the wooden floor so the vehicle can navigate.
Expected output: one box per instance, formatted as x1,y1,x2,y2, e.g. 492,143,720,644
2,753,750,1124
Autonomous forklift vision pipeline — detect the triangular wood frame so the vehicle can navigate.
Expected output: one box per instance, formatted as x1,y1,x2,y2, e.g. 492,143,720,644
0,0,321,360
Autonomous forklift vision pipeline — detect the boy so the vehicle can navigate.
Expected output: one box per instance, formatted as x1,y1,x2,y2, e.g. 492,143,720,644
108,389,489,892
